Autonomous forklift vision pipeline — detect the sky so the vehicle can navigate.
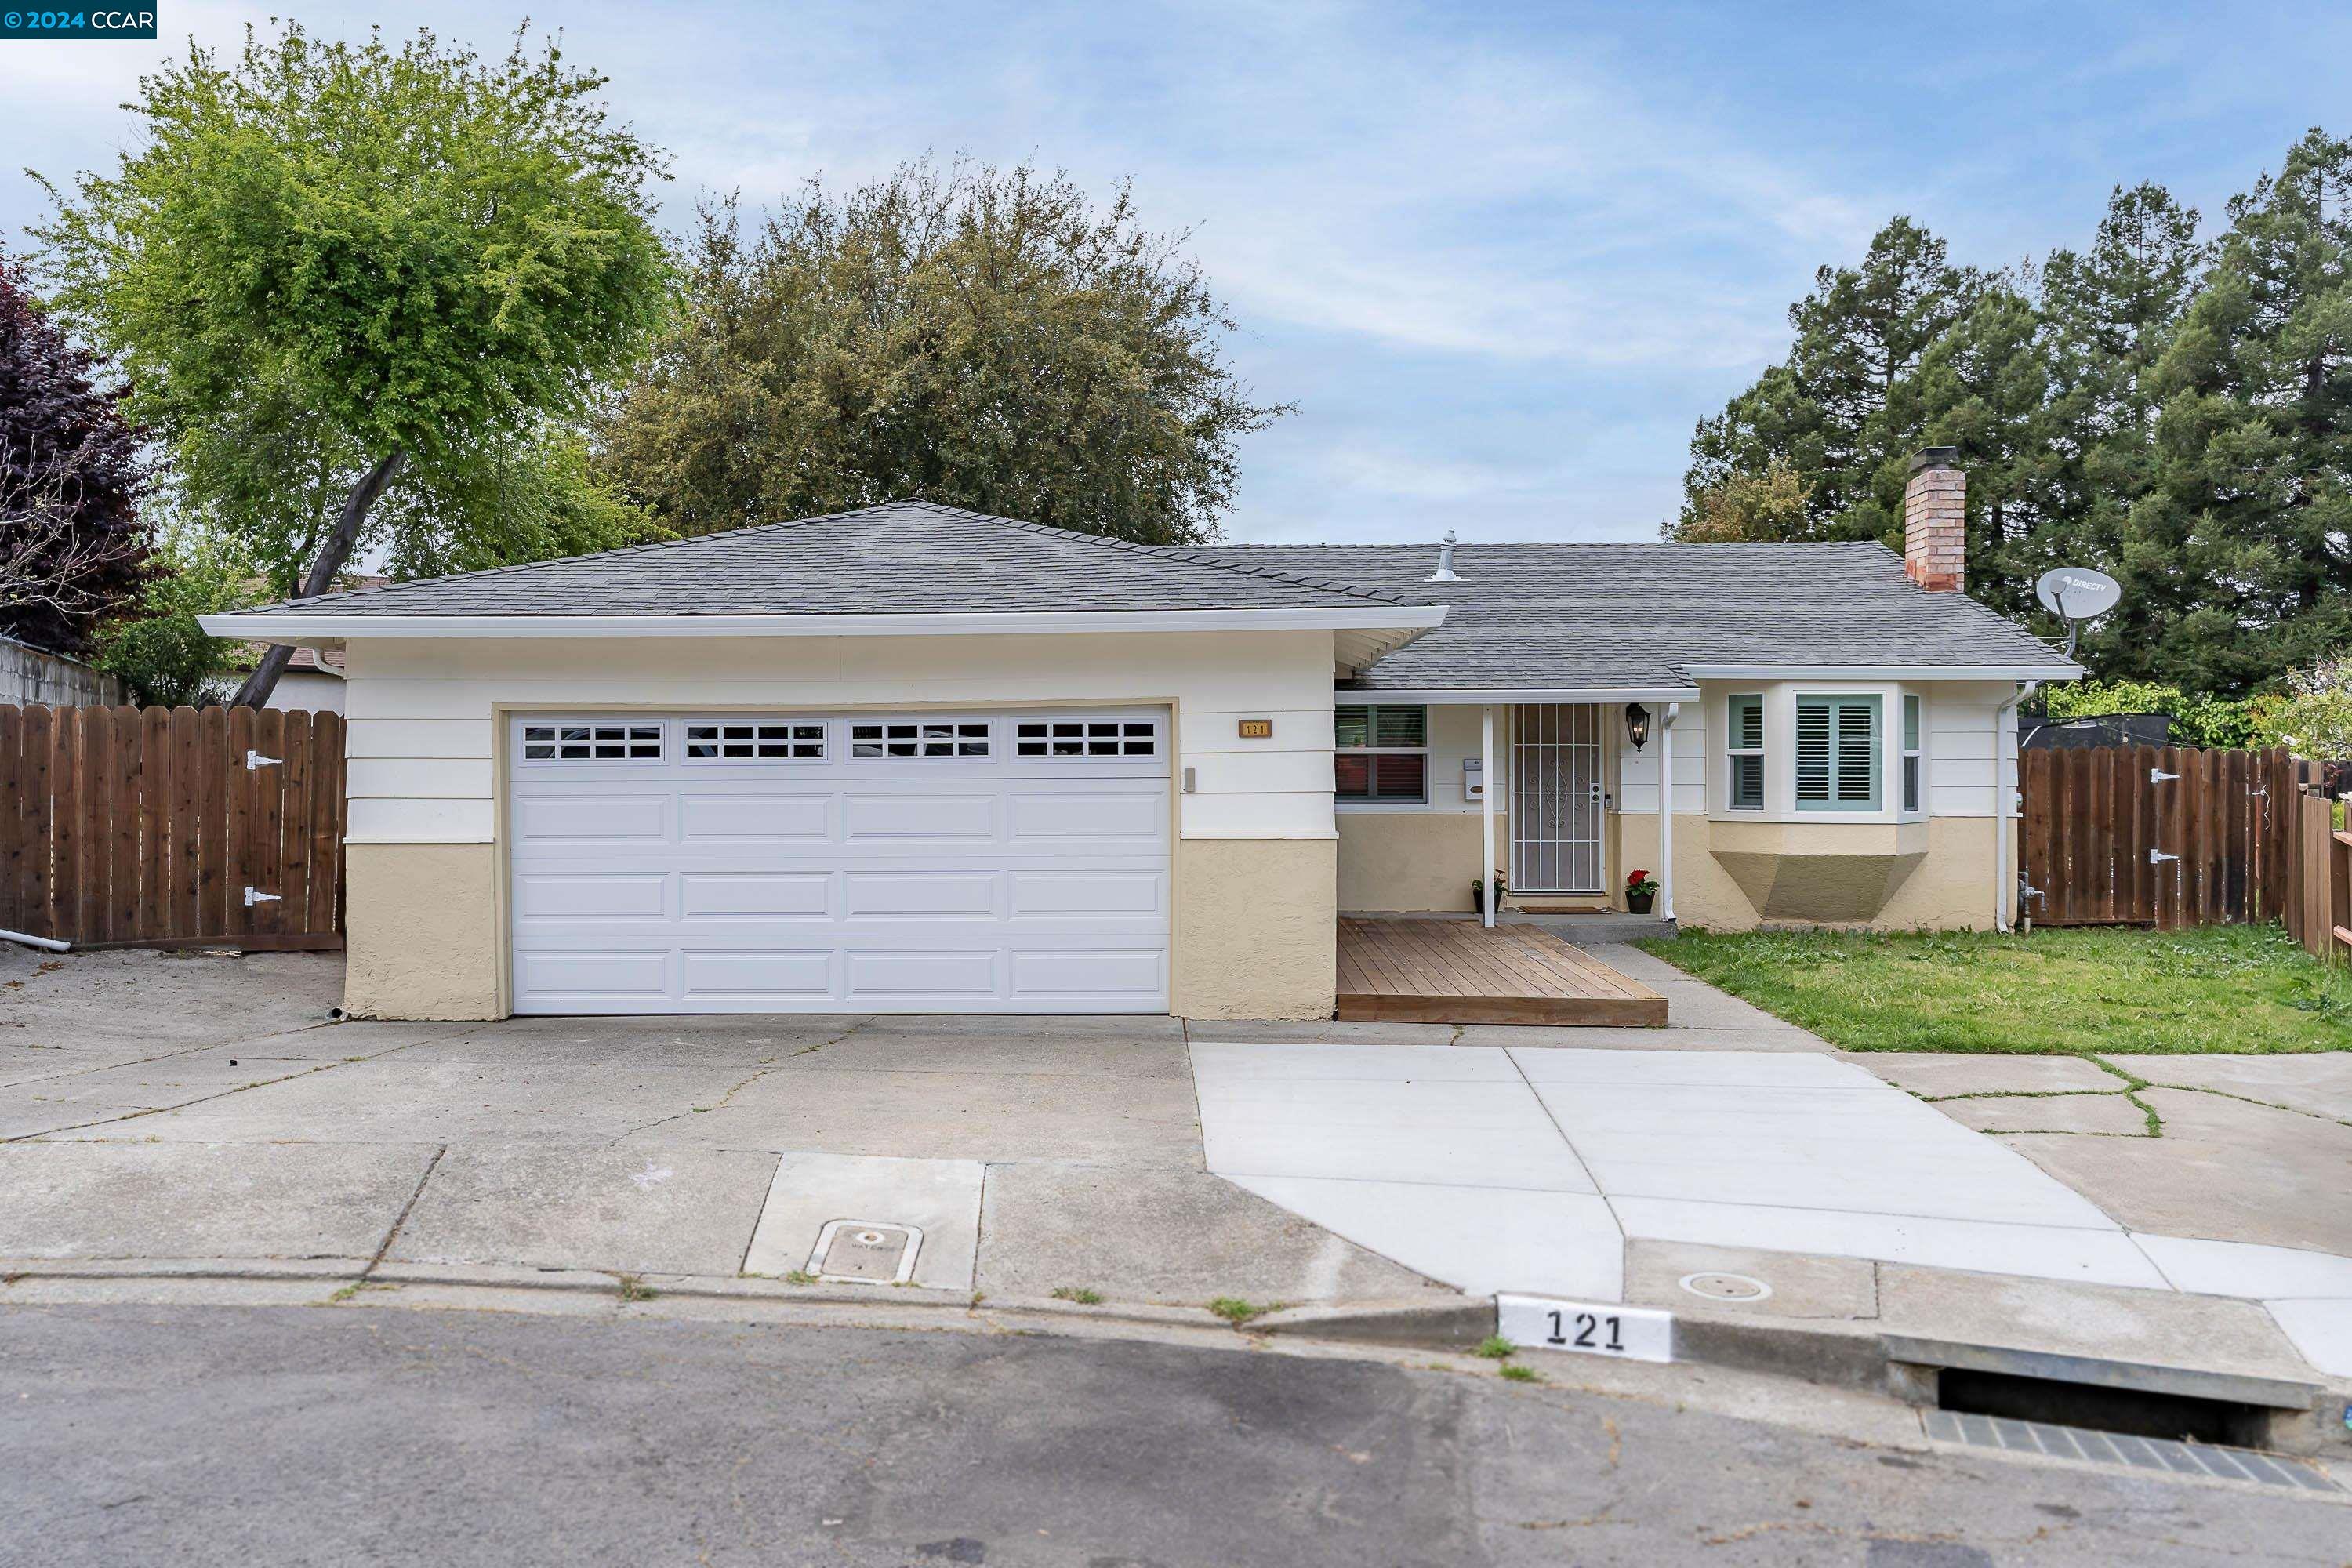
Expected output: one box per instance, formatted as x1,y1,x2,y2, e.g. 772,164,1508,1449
4,1,2350,546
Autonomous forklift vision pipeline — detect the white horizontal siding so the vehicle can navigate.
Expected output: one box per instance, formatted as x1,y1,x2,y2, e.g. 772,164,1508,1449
1616,705,1705,815
340,630,1338,845
1179,791,1334,838
348,797,495,843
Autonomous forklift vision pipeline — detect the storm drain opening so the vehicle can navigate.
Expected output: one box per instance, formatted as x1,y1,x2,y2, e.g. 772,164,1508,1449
807,1219,924,1284
1937,1367,2266,1447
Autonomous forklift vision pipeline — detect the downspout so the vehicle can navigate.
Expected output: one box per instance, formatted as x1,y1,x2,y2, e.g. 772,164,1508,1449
1480,704,1497,929
2,927,70,953
1992,680,2039,933
1657,702,1680,924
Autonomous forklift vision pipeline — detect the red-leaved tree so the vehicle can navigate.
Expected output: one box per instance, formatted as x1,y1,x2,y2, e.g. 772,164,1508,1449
0,250,150,655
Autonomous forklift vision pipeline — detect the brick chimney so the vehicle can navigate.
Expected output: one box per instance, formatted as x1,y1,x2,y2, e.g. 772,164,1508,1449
1904,448,1965,592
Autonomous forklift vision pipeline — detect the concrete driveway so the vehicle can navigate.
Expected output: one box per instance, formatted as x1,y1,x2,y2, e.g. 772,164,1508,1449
5,942,2350,1394
0,948,1447,1308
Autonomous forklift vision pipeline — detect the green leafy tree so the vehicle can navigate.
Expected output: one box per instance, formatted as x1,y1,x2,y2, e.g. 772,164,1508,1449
30,21,671,705
2125,130,2352,693
1673,218,1980,543
599,162,1290,546
94,520,254,707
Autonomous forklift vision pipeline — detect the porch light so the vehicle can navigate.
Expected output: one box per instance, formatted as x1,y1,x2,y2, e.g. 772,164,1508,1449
1624,702,1650,752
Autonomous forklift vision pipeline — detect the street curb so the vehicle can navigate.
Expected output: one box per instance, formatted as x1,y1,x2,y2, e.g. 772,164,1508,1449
1251,1298,1497,1349
7,1258,2344,1456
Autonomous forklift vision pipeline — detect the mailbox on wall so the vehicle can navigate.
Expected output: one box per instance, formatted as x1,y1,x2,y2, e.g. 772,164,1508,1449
1463,757,1484,800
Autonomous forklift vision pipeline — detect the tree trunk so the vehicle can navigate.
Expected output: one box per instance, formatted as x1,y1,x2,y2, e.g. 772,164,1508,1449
233,448,405,709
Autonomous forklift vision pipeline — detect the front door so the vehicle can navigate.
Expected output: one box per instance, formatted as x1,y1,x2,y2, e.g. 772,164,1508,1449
1508,704,1606,895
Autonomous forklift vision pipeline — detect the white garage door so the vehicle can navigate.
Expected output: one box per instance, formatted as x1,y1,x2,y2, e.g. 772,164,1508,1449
507,710,1171,1014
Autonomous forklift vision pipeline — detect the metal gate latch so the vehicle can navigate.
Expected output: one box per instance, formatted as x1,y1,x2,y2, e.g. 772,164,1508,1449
2150,768,2179,783
245,750,282,770
243,887,282,906
2148,849,2180,866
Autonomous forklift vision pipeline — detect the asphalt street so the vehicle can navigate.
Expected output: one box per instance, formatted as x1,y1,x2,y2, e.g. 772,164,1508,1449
2,1303,2342,1566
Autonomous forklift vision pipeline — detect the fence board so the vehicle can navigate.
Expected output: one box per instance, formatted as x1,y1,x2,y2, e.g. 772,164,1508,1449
0,703,344,949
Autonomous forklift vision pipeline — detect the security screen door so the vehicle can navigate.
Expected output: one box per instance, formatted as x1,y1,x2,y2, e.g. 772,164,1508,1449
1508,704,1606,894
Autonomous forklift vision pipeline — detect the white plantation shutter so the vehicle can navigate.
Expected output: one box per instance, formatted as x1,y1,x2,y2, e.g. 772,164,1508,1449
1795,695,1880,810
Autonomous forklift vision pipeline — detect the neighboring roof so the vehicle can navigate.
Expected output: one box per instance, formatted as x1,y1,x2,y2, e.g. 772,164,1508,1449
1209,540,2075,692
230,502,1429,619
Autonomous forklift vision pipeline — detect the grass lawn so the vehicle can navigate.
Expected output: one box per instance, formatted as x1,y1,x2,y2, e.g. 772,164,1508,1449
1635,923,2352,1054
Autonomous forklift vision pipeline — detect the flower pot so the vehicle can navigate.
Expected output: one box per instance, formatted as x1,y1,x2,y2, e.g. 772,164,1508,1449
1472,885,1486,916
1625,891,1654,915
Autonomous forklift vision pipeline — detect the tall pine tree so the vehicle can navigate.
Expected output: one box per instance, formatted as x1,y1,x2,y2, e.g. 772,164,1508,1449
2128,131,2352,692
1674,218,1980,542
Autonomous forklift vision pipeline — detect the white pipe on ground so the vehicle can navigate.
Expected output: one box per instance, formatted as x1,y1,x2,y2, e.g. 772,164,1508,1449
2,927,69,953
1480,704,1497,929
1657,702,1680,924
1991,680,2040,933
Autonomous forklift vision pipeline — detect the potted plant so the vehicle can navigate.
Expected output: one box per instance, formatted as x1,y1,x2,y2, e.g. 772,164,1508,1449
1624,869,1658,915
1471,878,1485,916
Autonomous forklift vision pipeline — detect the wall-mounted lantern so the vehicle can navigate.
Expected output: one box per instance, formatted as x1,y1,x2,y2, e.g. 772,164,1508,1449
1624,702,1651,753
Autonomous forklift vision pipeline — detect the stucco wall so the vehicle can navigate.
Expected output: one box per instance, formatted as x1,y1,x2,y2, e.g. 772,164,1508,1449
1337,812,1508,913
335,630,1341,1019
1613,812,2011,931
343,843,503,1019
1174,837,1337,1018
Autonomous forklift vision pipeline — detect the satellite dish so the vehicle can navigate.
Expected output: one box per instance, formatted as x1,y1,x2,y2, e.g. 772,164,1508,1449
2035,567,2122,658
2036,567,2121,621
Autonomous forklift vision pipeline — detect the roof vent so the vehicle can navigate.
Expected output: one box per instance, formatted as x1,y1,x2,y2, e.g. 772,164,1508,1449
1424,531,1464,583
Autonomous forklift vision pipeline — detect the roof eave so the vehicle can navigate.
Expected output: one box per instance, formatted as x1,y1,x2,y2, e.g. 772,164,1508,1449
1678,662,2084,681
200,604,1449,648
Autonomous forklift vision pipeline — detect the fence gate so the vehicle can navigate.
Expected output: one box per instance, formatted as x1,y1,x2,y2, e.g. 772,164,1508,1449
2019,743,2304,929
0,704,346,949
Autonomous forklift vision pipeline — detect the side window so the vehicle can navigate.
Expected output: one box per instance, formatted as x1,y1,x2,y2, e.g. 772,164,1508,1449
1795,695,1880,811
1335,705,1428,802
1726,695,1764,810
1902,695,1923,813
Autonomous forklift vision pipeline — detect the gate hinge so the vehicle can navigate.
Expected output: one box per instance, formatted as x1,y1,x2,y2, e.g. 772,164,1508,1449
243,886,282,906
2148,849,2180,866
245,750,282,770
2150,768,2179,784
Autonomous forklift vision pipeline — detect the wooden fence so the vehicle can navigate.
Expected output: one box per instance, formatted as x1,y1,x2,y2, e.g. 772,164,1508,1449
0,704,346,950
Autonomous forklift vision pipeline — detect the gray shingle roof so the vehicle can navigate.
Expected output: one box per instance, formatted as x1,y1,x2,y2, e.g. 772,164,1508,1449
1210,541,2071,691
235,502,1430,618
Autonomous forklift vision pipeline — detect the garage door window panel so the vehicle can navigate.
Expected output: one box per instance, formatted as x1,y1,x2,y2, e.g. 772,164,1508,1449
852,720,992,759
523,722,665,761
686,721,826,760
1014,718,1159,757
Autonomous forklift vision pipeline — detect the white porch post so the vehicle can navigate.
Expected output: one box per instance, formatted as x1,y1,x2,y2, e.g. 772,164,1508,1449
1480,703,1497,928
1657,702,1679,924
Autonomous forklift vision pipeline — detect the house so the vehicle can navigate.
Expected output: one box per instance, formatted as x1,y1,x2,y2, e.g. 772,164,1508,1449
203,449,2077,1023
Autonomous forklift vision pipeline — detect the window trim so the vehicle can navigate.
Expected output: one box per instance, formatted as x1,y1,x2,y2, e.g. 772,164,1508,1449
1794,692,1882,812
1334,703,1430,804
1726,693,1765,811
1901,693,1924,815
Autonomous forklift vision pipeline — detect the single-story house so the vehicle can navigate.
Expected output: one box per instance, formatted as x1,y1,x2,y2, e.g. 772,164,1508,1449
205,449,2078,1022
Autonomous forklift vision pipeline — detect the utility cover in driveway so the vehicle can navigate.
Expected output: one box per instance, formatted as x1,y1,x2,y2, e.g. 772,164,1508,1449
506,710,1169,1014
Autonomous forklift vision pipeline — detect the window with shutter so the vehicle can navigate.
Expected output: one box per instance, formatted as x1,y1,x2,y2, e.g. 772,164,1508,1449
1795,695,1879,811
1335,705,1428,801
1726,695,1764,810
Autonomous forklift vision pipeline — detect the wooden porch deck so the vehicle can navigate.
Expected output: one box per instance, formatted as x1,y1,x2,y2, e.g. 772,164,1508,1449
1337,917,1668,1027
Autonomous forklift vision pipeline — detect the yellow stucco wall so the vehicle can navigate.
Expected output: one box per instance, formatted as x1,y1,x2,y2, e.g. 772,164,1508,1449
1336,813,1508,913
1173,837,1338,1019
343,843,504,1020
1611,813,2010,930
